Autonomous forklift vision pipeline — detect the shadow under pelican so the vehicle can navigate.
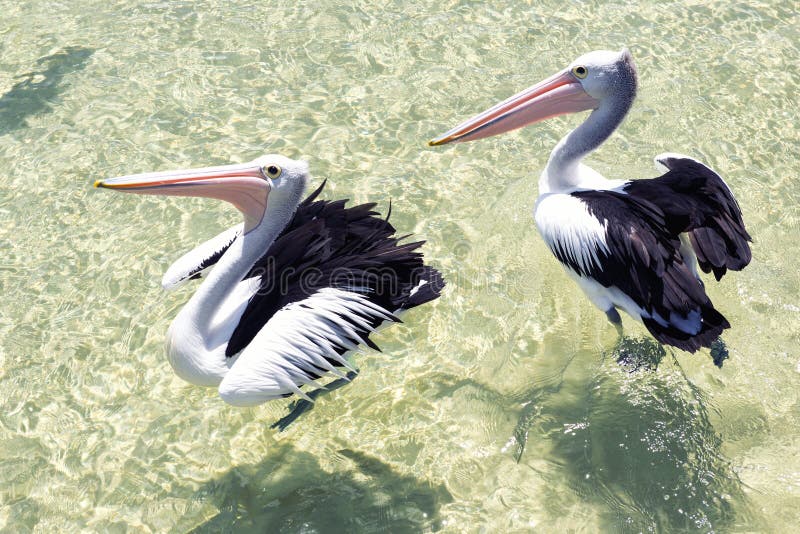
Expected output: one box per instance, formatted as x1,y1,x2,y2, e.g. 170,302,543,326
512,337,756,531
188,443,453,533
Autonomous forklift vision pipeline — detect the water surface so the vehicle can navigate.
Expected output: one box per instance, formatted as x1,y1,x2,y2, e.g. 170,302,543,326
1,0,799,531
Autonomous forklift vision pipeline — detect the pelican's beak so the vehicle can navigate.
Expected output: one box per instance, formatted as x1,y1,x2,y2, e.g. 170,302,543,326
429,70,600,146
95,161,270,231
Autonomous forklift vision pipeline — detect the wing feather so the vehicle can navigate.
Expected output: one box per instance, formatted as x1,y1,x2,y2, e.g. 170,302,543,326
218,288,397,406
161,224,242,289
226,182,443,357
626,154,751,280
538,189,729,352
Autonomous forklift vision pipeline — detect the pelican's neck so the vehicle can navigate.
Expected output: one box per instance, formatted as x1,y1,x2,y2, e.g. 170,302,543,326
167,198,298,385
188,226,273,331
540,93,633,193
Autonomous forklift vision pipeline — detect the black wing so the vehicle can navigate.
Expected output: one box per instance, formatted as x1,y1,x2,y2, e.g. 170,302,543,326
226,180,444,357
186,235,238,281
623,155,751,280
571,189,729,352
161,225,242,289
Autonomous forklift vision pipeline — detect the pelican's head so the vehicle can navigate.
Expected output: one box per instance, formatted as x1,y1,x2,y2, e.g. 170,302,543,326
429,48,637,146
95,154,310,233
249,154,309,209
566,49,638,101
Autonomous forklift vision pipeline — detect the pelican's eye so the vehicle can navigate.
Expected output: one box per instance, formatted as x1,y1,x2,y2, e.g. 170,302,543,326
264,165,282,179
572,65,588,79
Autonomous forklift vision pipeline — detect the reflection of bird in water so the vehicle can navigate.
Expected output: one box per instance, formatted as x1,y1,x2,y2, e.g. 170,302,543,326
431,49,750,360
96,155,443,405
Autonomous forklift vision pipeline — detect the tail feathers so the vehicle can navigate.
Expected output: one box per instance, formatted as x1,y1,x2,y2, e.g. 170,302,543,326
401,267,445,309
642,305,730,354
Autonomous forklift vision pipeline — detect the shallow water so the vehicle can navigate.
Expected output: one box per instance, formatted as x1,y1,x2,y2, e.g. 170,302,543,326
1,0,799,531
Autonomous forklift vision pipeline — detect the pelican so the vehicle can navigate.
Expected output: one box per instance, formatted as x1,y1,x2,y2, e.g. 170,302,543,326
95,155,444,405
430,49,750,356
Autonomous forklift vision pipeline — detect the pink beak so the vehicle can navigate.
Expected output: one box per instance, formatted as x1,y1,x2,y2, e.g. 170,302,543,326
429,70,600,146
95,161,271,231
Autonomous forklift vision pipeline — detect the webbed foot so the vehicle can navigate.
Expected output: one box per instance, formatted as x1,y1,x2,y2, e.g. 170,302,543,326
709,338,729,368
271,370,359,431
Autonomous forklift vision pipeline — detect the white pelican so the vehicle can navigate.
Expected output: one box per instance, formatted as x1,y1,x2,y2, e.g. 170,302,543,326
430,49,750,357
95,155,444,405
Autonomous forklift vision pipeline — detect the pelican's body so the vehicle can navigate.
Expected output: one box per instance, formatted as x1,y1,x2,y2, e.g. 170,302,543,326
97,155,444,405
431,49,750,356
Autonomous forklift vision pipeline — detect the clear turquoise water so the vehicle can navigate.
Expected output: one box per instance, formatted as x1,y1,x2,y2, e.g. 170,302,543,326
1,0,798,531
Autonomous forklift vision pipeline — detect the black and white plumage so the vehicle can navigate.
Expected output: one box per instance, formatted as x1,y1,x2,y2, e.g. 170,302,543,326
431,49,751,355
227,181,442,358
537,155,749,352
96,155,444,405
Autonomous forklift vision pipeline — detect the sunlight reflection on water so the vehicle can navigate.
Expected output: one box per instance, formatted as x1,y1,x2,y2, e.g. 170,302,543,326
1,0,799,531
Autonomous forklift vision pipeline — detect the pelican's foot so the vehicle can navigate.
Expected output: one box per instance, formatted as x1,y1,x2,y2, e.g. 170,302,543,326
605,307,622,326
605,307,624,337
614,322,624,338
271,369,359,431
613,336,666,372
709,338,729,368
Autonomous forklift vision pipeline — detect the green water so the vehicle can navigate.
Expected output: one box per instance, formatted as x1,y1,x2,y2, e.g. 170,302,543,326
1,0,798,531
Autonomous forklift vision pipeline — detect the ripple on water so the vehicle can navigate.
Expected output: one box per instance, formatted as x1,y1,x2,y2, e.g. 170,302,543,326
518,351,755,531
0,0,799,531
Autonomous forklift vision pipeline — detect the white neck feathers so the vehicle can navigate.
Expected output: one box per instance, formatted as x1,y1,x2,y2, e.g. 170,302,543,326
166,195,297,386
